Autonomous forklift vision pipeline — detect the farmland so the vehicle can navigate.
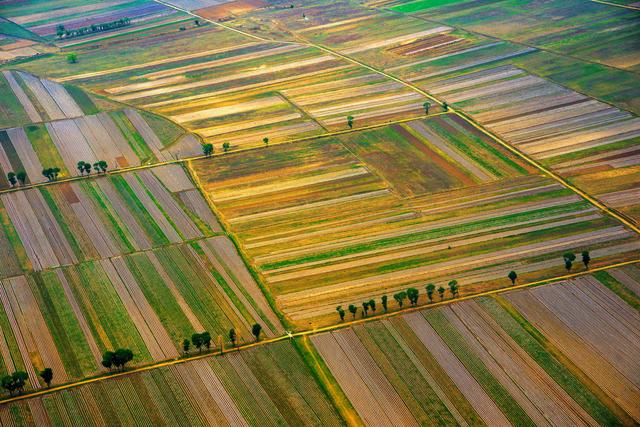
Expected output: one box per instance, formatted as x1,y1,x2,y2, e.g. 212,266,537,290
312,267,640,425
189,115,640,326
0,0,638,423
0,163,282,387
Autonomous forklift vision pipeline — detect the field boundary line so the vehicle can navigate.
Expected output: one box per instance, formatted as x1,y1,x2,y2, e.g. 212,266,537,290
0,112,446,195
0,257,637,406
589,0,640,10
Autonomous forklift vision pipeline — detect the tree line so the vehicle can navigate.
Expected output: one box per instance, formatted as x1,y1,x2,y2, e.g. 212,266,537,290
56,18,131,40
181,324,263,356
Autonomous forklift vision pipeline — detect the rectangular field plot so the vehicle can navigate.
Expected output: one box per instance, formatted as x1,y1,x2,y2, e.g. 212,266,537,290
190,118,640,326
0,341,340,425
312,269,640,425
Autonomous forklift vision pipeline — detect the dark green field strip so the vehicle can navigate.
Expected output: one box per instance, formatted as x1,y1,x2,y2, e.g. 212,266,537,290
153,245,244,339
260,199,590,271
478,296,622,426
63,262,152,363
0,74,29,128
24,124,69,177
139,111,184,147
0,131,27,183
0,202,25,277
356,322,459,426
424,309,535,427
592,270,640,311
0,303,26,377
28,270,97,379
109,110,156,164
63,84,99,115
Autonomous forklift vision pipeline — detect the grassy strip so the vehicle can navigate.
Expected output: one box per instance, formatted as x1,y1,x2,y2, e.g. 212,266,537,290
592,271,640,311
133,172,185,240
492,295,633,425
261,200,588,270
293,336,361,426
80,181,135,253
28,271,97,378
24,124,69,177
424,309,535,427
109,111,156,164
480,296,622,426
0,199,31,271
139,111,184,147
110,174,169,246
0,73,29,128
63,84,99,115
39,187,83,259
0,304,26,376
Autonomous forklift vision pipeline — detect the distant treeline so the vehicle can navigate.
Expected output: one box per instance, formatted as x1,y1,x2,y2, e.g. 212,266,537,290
56,18,131,39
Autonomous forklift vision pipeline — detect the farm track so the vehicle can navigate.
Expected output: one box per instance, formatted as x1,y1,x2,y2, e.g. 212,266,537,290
0,257,638,407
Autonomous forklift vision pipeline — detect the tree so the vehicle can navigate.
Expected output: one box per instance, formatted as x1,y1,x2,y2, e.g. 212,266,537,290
347,115,354,129
448,280,459,298
381,295,388,312
56,24,65,37
508,271,517,286
16,171,27,185
222,142,231,152
202,143,214,156
194,19,200,26
102,351,114,370
77,161,86,175
348,304,357,319
442,102,448,111
407,288,419,306
368,299,376,313
113,348,134,370
7,172,16,187
426,283,435,302
97,160,108,173
438,286,445,300
1,371,28,395
67,53,78,63
192,333,204,352
565,259,573,272
201,331,212,351
362,301,369,317
252,323,262,341
581,250,591,269
423,101,430,115
42,168,52,181
229,328,237,347
263,137,269,147
182,339,190,354
336,305,346,321
51,167,60,180
394,291,407,308
40,368,53,388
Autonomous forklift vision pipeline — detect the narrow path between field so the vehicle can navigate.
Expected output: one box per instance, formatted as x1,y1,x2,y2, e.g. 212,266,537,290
0,257,637,406
589,0,640,10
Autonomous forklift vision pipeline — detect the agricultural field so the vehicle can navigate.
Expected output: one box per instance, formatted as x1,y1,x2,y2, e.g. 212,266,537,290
312,266,640,425
0,162,282,387
0,340,343,426
189,115,640,326
0,0,187,45
0,70,200,187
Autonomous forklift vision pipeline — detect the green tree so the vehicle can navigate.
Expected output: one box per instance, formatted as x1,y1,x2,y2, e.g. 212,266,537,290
347,115,354,129
426,283,435,302
442,102,448,111
252,323,262,341
381,295,388,312
222,142,231,152
336,305,346,321
368,299,376,313
229,328,237,347
7,172,16,187
201,331,212,351
1,371,28,395
192,333,204,352
102,351,114,370
42,168,52,181
407,288,419,306
202,143,214,156
448,280,459,298
98,160,108,173
362,301,369,317
67,53,78,63
16,171,27,185
182,339,190,354
565,259,573,272
16,171,27,184
77,161,87,175
51,167,60,180
113,348,134,370
438,286,445,300
394,291,407,308
40,368,53,387
423,101,430,115
508,271,517,286
563,252,576,263
348,304,357,319
56,25,65,37
263,137,269,147
581,250,591,269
